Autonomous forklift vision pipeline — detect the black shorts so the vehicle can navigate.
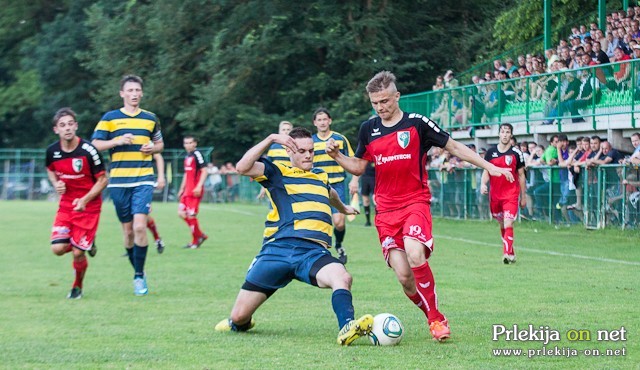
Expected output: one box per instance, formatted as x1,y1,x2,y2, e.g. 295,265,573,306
361,176,375,196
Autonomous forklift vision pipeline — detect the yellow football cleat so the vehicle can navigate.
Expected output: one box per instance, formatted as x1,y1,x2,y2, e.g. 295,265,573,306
215,318,255,332
337,314,374,346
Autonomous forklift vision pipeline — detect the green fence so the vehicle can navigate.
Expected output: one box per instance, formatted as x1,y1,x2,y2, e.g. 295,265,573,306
405,59,640,133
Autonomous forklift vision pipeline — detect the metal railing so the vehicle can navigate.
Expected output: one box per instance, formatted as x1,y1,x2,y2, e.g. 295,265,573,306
405,59,640,134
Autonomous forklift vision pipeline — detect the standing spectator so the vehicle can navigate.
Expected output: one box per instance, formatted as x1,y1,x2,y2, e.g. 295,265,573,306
480,124,526,264
326,70,514,342
92,75,164,296
206,162,223,202
47,108,107,299
556,135,580,223
432,75,445,91
593,140,624,165
525,144,544,219
624,132,640,165
312,108,359,264
444,70,459,88
533,135,559,219
177,136,208,249
221,162,239,202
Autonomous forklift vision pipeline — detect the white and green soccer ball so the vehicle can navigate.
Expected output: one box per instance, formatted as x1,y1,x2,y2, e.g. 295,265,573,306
368,313,404,346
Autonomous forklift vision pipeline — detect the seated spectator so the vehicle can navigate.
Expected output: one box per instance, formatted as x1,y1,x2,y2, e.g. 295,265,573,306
592,41,611,65
483,83,505,120
505,58,517,75
606,30,619,58
517,54,526,68
630,20,640,39
541,63,560,125
556,70,584,123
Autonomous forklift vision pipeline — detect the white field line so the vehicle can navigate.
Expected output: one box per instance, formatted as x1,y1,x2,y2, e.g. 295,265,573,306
435,234,640,266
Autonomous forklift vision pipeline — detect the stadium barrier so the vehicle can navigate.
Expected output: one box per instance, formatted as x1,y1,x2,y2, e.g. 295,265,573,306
2,150,637,229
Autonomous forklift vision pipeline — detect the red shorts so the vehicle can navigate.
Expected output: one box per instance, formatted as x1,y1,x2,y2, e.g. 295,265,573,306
489,198,519,222
375,202,434,265
50,209,100,251
179,195,202,217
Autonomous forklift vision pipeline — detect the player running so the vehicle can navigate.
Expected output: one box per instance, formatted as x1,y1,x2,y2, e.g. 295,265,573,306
46,107,107,299
215,127,372,345
481,123,526,264
178,135,208,249
326,71,513,342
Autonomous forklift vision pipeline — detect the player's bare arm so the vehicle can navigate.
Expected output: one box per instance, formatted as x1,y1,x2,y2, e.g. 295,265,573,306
329,188,360,216
325,138,368,175
445,138,515,182
193,166,208,197
237,134,298,178
348,176,360,195
480,169,490,195
518,167,527,208
92,133,134,151
72,174,108,211
46,168,66,195
154,153,166,190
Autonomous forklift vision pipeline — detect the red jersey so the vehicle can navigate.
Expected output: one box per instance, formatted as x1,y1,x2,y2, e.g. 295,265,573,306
484,145,525,201
46,138,105,213
355,112,450,212
183,149,206,196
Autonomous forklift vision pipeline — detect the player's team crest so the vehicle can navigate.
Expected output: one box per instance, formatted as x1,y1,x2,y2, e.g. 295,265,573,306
397,131,410,149
186,157,193,165
72,158,83,173
505,156,513,166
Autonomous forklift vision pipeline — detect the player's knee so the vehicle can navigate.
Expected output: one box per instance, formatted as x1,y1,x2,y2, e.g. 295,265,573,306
51,243,68,255
339,270,353,289
132,222,146,235
405,248,427,267
178,211,186,219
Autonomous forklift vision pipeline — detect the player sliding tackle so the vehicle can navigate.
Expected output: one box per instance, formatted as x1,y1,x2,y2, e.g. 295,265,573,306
215,127,374,346
325,71,514,342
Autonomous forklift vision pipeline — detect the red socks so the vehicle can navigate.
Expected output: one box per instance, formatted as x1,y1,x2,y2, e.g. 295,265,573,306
72,256,88,288
411,261,445,323
503,227,514,255
147,218,160,241
185,217,203,243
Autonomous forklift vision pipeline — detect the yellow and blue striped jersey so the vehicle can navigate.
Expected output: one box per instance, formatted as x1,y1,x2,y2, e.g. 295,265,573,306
266,143,291,166
312,131,354,184
255,158,333,248
92,108,162,187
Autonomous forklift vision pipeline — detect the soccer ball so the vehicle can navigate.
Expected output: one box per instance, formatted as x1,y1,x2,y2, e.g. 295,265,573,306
368,313,404,346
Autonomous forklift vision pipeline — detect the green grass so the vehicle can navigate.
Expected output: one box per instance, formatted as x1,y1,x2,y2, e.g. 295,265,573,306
0,201,638,369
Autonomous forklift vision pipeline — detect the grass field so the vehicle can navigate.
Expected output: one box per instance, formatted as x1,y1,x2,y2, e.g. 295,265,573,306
0,200,638,369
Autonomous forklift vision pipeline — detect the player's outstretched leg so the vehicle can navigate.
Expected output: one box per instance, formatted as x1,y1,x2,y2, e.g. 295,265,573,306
337,314,374,346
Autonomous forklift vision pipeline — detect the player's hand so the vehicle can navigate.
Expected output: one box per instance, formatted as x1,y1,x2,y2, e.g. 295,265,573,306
480,184,488,195
140,141,155,155
343,205,360,215
271,134,298,152
348,180,359,195
116,133,134,147
520,197,527,209
193,186,202,197
257,188,266,200
177,188,184,198
489,166,514,182
325,138,339,158
72,197,87,211
55,180,66,195
156,176,166,190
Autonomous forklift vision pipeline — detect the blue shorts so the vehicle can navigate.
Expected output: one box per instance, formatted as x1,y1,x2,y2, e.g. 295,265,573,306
244,238,339,291
109,185,154,223
330,181,347,214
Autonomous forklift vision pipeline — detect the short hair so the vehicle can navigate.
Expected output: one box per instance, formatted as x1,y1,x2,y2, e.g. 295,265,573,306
499,123,514,133
581,137,591,143
279,120,293,129
184,135,198,143
550,134,559,142
366,71,397,94
631,132,640,140
312,107,331,121
52,107,76,126
576,136,583,142
591,135,601,141
120,75,144,90
558,134,568,141
289,127,312,140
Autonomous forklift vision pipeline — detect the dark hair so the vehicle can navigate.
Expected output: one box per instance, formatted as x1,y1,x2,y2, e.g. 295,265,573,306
591,135,601,141
52,107,76,126
184,135,198,143
558,134,568,141
289,127,312,139
120,75,144,90
312,107,331,121
499,123,514,133
632,132,640,139
581,137,591,143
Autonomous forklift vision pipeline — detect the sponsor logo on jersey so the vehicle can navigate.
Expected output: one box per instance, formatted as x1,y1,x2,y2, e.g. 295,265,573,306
371,127,381,137
53,151,62,159
72,158,83,173
397,131,410,149
374,153,412,165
